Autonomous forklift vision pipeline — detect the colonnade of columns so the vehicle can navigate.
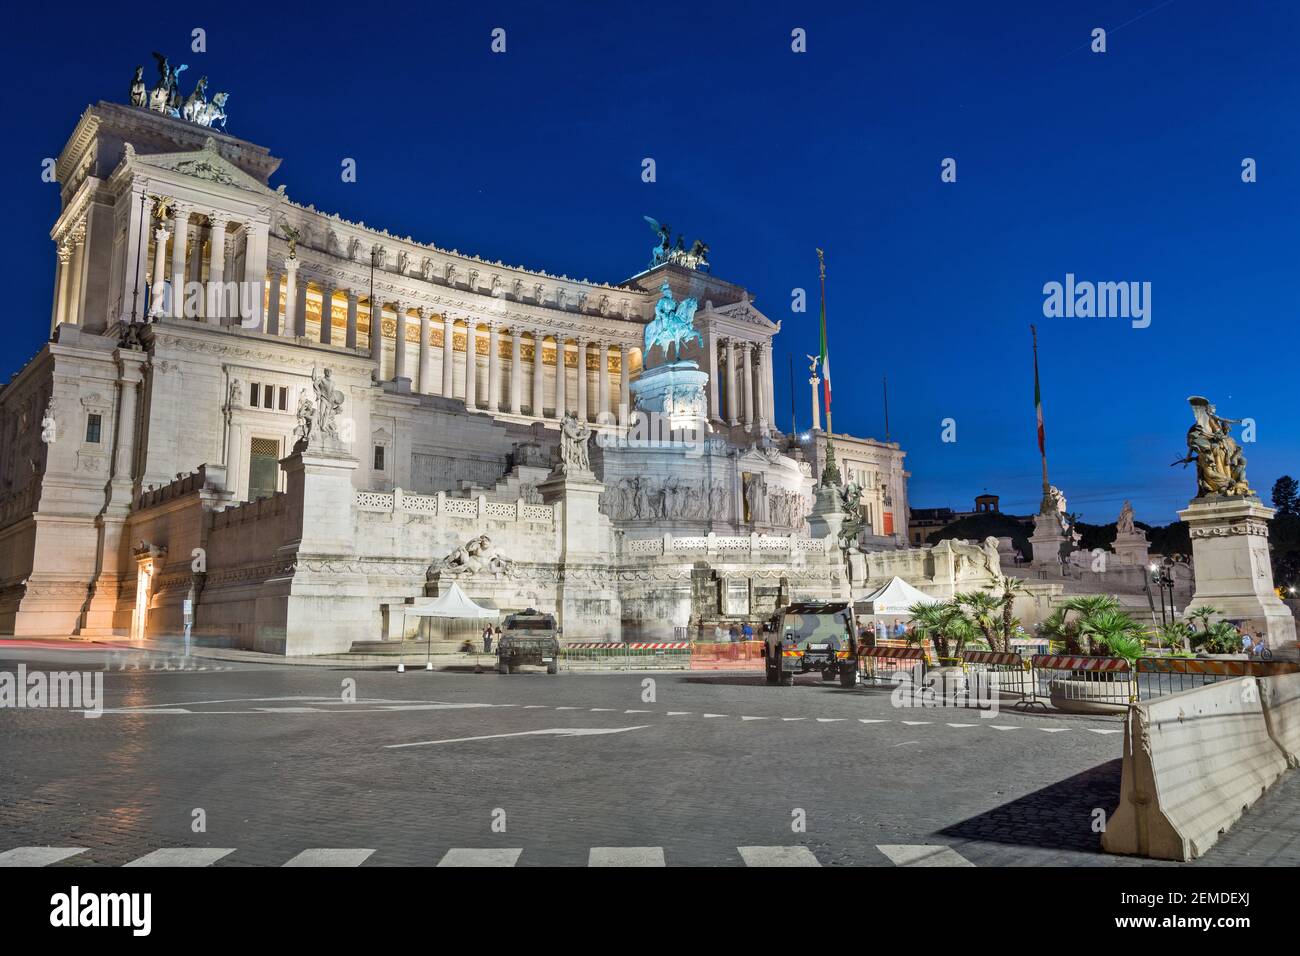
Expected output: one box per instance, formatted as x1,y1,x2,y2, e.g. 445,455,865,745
715,336,773,433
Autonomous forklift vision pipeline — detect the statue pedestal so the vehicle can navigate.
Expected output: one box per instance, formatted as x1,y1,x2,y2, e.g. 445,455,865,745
629,360,709,434
538,467,619,640
1112,530,1151,567
806,483,846,544
1177,496,1297,652
1028,511,1068,568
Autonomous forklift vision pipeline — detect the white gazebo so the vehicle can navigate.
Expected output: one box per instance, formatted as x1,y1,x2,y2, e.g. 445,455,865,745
398,583,500,671
859,576,940,617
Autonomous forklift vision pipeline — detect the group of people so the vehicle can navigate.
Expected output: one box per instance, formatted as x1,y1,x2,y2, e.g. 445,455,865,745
479,625,502,654
712,623,755,642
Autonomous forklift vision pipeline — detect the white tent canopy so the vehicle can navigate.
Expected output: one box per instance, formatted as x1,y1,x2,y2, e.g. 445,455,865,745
859,576,941,617
401,582,499,619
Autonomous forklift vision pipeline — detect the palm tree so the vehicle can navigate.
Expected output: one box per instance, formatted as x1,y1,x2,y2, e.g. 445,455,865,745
1037,607,1080,654
954,590,1000,650
998,577,1026,653
1077,608,1145,659
907,600,975,661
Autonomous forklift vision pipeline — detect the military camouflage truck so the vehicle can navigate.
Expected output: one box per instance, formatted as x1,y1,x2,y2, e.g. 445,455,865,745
762,601,859,687
498,608,560,675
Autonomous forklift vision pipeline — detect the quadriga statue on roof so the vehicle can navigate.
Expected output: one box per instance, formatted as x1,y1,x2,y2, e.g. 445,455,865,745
1176,396,1252,498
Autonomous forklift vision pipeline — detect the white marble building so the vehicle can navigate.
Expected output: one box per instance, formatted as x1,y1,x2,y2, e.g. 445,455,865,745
0,95,939,652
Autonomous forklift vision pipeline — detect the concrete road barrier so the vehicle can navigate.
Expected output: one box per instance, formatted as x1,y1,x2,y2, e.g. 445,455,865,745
1258,671,1300,768
1102,677,1288,861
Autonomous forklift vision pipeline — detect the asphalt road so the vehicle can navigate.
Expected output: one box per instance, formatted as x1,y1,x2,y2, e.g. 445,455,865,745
1,644,1297,867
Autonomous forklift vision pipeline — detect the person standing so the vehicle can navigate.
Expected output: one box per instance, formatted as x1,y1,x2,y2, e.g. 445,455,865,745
483,625,494,654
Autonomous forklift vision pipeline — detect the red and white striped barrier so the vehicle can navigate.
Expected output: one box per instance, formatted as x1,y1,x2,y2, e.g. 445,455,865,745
1032,654,1130,672
562,642,691,650
962,650,1024,667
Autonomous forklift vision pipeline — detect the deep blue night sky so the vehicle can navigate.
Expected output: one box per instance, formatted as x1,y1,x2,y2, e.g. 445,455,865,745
2,1,1296,522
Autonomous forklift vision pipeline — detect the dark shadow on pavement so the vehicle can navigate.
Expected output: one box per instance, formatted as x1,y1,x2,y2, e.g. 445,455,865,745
939,759,1122,853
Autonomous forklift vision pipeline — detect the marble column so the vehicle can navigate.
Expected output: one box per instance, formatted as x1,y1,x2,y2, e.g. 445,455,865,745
319,284,336,344
265,270,282,336
368,296,383,366
52,243,72,332
809,375,821,431
707,333,720,421
761,343,774,434
510,328,523,415
418,309,432,394
294,274,308,338
754,343,767,432
345,290,358,348
283,258,300,339
725,338,738,426
619,343,631,421
148,222,171,317
393,303,409,388
463,322,477,411
553,335,566,417
66,236,85,326
241,219,269,331
597,341,610,423
441,314,455,397
741,343,755,429
487,322,501,413
170,205,189,319
575,338,588,422
531,329,545,416
206,213,228,324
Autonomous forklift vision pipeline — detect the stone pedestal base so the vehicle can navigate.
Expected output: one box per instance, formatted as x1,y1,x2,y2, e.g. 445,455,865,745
1028,511,1068,567
538,466,620,639
1112,530,1151,567
628,360,709,433
1177,496,1297,652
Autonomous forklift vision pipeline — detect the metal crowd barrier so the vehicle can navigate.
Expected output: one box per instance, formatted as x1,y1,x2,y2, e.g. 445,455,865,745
959,650,1034,701
559,642,692,670
1135,656,1300,700
1026,654,1134,710
857,645,928,686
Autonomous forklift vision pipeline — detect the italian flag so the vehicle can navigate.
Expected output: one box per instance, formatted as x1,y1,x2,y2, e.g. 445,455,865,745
819,269,831,416
1033,337,1046,456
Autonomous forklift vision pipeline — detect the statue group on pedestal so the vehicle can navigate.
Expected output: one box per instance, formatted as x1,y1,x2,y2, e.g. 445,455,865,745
558,413,592,473
437,534,514,577
293,366,345,448
642,217,710,272
131,54,230,129
644,282,702,361
1177,396,1252,498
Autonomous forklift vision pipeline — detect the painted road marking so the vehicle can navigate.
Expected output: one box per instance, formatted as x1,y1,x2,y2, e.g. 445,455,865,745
946,723,977,728
741,716,769,721
437,848,522,867
124,848,236,867
666,711,692,716
858,719,888,724
817,718,846,723
0,847,87,867
386,726,650,749
738,846,822,867
1088,728,1123,735
877,844,974,867
899,720,931,726
588,847,666,867
282,849,375,867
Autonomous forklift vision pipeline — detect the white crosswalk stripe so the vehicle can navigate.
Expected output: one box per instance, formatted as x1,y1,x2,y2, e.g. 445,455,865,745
877,844,974,867
436,848,522,867
124,848,235,867
588,847,665,867
282,849,374,867
738,846,822,867
0,847,87,867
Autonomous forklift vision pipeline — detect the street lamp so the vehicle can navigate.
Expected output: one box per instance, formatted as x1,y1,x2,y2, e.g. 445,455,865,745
1149,556,1177,627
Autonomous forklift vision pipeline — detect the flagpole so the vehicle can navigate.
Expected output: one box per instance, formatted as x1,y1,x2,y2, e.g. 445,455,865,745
1032,324,1052,513
817,248,839,487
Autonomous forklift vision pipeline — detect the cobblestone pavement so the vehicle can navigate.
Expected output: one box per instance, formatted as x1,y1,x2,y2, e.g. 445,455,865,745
1,645,1297,867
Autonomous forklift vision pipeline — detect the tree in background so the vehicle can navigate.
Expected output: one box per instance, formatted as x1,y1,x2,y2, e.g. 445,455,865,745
1268,476,1300,592
1271,475,1299,517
